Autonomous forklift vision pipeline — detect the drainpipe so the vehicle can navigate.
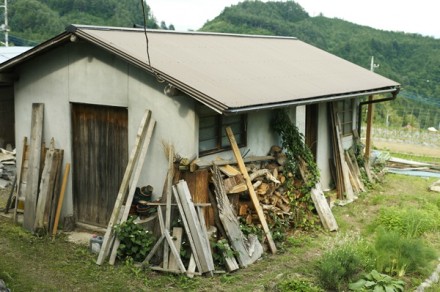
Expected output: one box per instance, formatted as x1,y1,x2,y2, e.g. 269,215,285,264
356,88,400,149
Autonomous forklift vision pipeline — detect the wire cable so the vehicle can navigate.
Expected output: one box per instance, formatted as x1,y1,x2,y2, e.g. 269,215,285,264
140,0,165,83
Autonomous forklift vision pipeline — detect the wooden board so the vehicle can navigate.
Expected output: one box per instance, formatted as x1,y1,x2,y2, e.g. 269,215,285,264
23,103,44,232
14,137,28,222
175,180,215,274
168,227,183,271
34,139,56,232
225,126,277,254
181,169,214,227
211,165,263,267
310,184,338,231
108,117,156,265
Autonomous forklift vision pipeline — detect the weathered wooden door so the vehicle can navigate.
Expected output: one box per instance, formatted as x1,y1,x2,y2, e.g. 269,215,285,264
305,104,318,160
71,103,128,226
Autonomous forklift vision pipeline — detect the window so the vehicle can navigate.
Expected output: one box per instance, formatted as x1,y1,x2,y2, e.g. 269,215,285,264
198,105,247,155
336,99,354,136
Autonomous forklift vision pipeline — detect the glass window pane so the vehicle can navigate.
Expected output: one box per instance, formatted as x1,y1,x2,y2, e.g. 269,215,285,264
199,139,217,152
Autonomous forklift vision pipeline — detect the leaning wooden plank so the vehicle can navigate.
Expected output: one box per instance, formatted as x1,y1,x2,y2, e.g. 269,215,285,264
310,184,338,231
332,104,355,201
225,126,277,254
52,163,70,239
23,103,44,232
162,143,174,269
168,227,183,271
142,234,165,266
176,180,215,274
196,205,214,271
156,207,186,273
223,243,239,272
47,149,64,233
34,138,56,232
211,165,263,268
13,137,28,222
186,254,197,278
97,110,152,265
108,117,156,265
172,186,203,273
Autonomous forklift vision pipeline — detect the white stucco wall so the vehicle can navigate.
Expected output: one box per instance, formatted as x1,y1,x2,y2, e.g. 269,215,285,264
15,45,72,217
316,103,332,191
126,65,197,199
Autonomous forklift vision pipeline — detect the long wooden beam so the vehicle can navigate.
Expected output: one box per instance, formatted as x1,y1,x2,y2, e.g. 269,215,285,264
225,126,277,254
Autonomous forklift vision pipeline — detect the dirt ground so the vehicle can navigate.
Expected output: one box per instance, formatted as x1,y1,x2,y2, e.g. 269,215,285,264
373,141,440,157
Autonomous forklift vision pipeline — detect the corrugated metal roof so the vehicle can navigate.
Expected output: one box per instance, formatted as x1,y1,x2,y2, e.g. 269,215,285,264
0,25,399,113
0,46,32,63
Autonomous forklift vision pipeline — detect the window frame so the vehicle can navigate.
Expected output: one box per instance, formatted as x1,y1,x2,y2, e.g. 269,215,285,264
198,106,247,156
336,99,355,137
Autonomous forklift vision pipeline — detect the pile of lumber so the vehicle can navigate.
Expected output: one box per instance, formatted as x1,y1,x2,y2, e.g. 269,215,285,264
0,148,15,189
142,180,215,277
329,103,366,202
13,104,69,236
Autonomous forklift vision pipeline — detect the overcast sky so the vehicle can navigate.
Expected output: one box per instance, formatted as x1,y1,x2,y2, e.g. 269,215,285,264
147,0,439,38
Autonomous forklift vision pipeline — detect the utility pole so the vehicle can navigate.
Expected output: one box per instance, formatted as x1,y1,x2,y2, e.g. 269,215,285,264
364,56,379,161
0,0,8,47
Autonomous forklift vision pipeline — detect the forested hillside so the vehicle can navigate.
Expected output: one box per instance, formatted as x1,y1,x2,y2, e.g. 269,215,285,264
0,0,165,46
200,1,440,129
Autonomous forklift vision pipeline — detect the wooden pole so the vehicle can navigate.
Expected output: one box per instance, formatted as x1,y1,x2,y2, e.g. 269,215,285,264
364,95,374,162
52,163,70,239
225,127,277,254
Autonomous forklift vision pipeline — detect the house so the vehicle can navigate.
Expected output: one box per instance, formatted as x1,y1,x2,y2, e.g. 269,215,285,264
0,25,400,227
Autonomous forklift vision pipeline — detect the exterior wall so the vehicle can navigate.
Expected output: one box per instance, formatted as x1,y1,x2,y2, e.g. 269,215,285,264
127,65,197,199
316,103,332,190
15,45,71,216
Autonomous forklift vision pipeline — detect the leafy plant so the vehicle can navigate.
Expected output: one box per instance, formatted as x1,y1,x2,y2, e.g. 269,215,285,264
317,234,375,291
317,245,368,290
212,239,238,267
114,216,155,262
272,109,321,230
374,229,437,276
277,278,323,292
349,270,405,291
374,207,439,238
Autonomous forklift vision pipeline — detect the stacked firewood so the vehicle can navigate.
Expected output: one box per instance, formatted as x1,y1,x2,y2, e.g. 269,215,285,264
216,145,297,226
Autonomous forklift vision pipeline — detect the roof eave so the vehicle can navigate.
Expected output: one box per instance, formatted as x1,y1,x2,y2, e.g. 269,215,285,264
0,32,71,72
222,86,400,115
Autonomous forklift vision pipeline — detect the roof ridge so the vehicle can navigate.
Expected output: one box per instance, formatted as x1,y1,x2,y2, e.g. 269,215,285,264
67,24,298,40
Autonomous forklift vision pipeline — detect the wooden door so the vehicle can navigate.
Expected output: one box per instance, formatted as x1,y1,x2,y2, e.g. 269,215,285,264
305,104,318,161
71,103,128,226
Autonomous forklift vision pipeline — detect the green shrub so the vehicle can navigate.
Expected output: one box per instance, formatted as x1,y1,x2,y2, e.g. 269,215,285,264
277,278,323,292
374,207,439,238
349,269,405,291
375,229,437,276
114,216,155,262
317,237,375,291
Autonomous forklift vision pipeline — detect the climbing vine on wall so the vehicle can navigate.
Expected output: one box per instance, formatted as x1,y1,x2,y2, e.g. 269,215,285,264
272,108,320,192
271,109,321,230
